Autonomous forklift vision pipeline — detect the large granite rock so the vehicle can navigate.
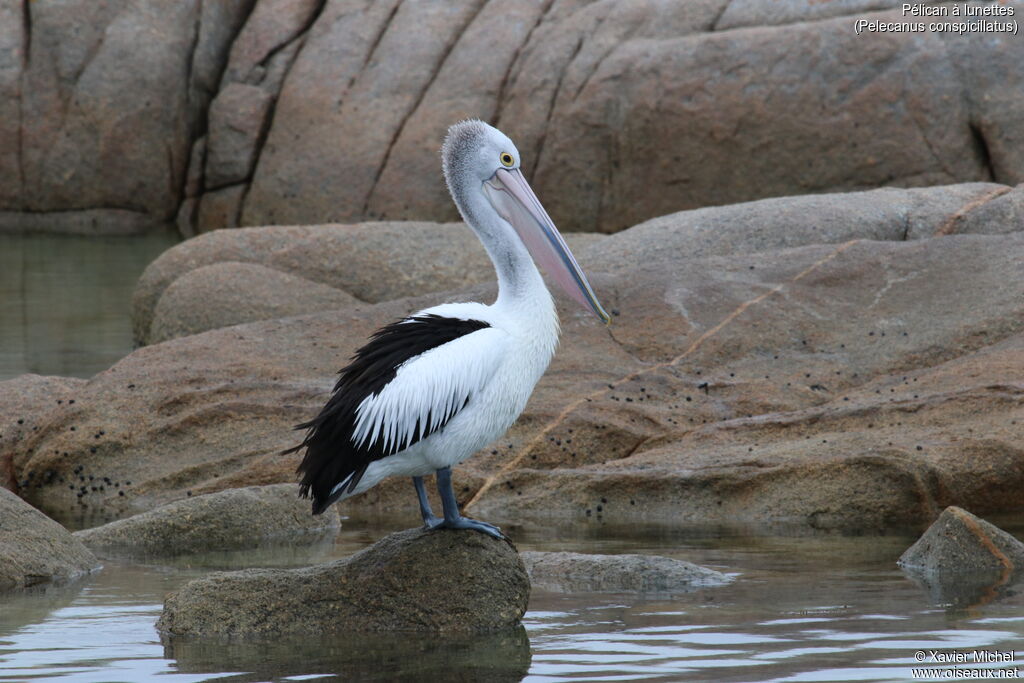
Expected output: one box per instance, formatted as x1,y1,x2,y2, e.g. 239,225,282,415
1,374,86,491
225,0,1024,233
148,261,361,344
134,183,1021,345
74,484,340,557
4,0,1022,235
8,184,1024,531
521,551,730,593
157,528,530,635
0,0,255,234
898,506,1024,607
0,488,98,591
132,222,602,344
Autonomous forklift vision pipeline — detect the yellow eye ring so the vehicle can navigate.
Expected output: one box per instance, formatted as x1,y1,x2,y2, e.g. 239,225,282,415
499,152,514,168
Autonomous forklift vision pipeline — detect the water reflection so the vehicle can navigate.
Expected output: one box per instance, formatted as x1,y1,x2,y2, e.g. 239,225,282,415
0,579,89,637
165,627,532,682
2,516,1024,682
0,232,179,381
901,567,1024,613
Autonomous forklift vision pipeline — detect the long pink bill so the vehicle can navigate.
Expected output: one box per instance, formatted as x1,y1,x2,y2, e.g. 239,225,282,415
483,167,611,324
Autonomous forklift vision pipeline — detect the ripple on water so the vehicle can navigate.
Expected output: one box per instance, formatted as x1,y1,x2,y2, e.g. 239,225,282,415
2,519,1024,682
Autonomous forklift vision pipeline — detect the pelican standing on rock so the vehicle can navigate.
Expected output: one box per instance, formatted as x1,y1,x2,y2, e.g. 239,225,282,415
287,120,610,539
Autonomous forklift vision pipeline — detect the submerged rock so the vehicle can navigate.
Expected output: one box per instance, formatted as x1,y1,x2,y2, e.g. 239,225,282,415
521,551,730,593
157,528,529,635
898,506,1024,608
0,488,99,591
74,485,339,557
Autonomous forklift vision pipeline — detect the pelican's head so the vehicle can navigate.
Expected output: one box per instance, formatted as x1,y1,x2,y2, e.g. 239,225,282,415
442,120,611,324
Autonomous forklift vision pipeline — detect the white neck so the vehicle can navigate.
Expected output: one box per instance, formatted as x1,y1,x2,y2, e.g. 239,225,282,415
454,183,556,323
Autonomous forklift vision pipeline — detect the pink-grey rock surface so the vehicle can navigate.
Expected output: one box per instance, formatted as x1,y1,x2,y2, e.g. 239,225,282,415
0,488,98,592
5,183,1022,533
133,183,1024,345
521,551,730,593
73,484,340,557
898,506,1024,608
132,222,602,344
156,527,529,635
2,0,1022,235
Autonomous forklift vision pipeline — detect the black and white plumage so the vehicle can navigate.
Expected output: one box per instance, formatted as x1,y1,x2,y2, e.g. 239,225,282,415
289,120,610,538
286,315,490,513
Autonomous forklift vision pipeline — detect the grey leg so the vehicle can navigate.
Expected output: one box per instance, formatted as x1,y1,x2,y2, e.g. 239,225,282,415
426,466,505,539
413,476,442,527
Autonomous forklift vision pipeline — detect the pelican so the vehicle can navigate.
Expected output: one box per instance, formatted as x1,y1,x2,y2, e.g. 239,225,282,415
287,120,610,539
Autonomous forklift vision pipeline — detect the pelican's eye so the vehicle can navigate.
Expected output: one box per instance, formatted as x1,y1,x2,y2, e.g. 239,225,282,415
499,152,515,168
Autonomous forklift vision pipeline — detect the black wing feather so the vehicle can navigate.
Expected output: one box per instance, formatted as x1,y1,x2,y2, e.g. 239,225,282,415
286,314,490,514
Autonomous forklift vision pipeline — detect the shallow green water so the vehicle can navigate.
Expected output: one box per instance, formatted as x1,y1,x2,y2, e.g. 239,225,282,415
0,232,179,381
2,516,1024,682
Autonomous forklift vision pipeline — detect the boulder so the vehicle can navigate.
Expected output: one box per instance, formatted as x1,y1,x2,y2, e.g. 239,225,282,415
521,551,730,593
10,190,1024,531
0,0,254,234
157,528,530,635
515,5,1023,232
132,221,603,344
1,374,86,491
6,0,1024,235
593,183,1024,268
899,506,1024,575
0,488,98,591
73,484,340,557
898,506,1024,607
217,0,1023,232
148,262,361,344
133,183,1020,345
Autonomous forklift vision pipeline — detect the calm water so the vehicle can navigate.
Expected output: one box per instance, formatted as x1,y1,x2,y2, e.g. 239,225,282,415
0,232,179,381
2,516,1024,682
2,233,1023,681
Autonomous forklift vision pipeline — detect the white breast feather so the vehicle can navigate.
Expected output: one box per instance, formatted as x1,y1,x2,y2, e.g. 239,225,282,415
351,327,509,454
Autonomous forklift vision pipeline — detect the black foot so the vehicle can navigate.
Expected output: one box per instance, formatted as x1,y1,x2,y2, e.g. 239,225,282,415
427,515,505,540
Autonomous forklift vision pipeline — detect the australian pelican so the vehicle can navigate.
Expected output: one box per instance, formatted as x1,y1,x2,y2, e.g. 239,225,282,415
287,120,610,538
